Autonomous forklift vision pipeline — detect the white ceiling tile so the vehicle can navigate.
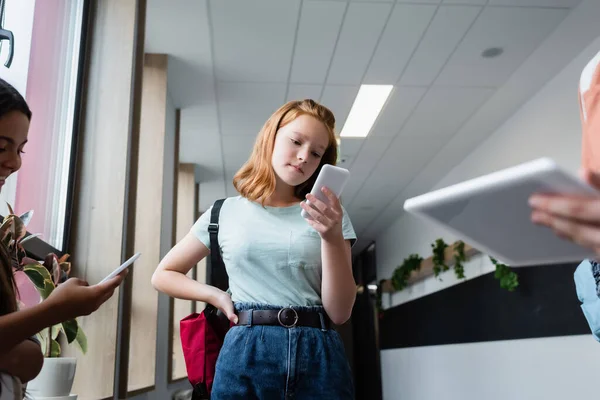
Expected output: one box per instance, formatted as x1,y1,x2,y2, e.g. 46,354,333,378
286,84,323,102
146,0,214,107
397,0,441,3
347,136,394,176
340,138,364,156
338,156,353,168
349,194,393,220
399,6,481,86
290,1,346,84
443,0,486,4
436,7,570,87
146,0,208,54
400,86,495,138
343,136,394,201
167,56,216,108
349,138,445,208
320,85,360,131
217,82,287,136
370,86,428,137
222,138,253,176
326,3,392,85
364,4,437,84
488,0,582,7
210,0,300,82
222,135,255,159
222,135,257,152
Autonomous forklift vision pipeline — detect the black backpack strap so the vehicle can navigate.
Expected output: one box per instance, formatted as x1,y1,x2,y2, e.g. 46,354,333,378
207,199,228,291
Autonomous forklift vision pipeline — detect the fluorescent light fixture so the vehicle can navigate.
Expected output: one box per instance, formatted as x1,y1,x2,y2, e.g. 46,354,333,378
340,84,393,138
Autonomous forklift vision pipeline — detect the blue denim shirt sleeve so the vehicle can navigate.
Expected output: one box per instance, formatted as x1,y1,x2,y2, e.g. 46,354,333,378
591,260,600,297
574,259,600,342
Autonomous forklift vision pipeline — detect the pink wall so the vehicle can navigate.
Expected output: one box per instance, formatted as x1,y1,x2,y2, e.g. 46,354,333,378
17,0,67,239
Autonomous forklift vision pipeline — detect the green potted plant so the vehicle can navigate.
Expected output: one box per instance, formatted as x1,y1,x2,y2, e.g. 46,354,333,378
2,205,86,399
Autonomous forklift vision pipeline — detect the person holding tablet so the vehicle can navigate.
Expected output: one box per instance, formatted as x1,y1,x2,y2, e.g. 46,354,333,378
529,50,600,340
529,50,600,257
0,78,127,396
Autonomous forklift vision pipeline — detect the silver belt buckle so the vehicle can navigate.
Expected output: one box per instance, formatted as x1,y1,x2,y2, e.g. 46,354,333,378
277,307,299,328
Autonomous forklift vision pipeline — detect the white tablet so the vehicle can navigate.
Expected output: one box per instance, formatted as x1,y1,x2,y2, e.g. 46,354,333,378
403,158,600,266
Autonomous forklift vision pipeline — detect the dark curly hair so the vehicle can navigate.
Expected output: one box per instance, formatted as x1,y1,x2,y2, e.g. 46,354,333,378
0,77,32,121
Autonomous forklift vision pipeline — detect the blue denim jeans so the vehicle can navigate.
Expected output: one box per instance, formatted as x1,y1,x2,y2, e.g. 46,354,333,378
211,303,354,399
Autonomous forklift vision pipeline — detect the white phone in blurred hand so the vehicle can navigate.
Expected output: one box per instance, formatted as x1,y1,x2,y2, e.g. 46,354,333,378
99,252,141,284
301,164,350,220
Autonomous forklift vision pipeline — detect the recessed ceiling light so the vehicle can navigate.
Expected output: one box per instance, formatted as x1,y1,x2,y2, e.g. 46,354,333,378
481,47,504,58
340,84,393,138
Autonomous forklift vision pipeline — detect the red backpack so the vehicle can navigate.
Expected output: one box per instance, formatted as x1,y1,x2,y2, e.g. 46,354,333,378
180,199,231,399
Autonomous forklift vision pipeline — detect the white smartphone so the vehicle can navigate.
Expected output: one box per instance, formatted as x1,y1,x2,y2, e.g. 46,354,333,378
301,164,350,220
99,252,141,284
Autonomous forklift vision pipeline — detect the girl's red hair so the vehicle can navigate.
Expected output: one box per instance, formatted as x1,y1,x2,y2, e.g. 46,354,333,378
233,99,338,204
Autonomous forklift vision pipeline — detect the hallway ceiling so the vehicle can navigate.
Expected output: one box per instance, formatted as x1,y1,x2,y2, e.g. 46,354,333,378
145,0,596,253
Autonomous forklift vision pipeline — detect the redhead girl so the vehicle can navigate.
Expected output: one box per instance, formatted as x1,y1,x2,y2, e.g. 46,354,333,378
152,99,356,399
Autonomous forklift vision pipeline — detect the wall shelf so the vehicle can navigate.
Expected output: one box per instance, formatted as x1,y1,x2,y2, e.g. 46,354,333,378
381,241,481,293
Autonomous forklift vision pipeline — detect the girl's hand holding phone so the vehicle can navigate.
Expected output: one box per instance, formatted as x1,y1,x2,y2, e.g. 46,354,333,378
301,186,344,242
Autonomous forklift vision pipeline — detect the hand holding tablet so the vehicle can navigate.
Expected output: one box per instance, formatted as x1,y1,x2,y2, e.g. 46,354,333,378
404,158,600,266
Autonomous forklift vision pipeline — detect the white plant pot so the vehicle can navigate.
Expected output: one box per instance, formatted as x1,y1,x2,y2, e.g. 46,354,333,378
26,357,77,399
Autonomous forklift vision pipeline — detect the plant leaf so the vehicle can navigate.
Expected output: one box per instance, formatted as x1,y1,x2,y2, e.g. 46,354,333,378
18,210,33,227
23,268,45,290
23,263,55,299
21,257,39,265
59,261,71,277
9,215,26,242
23,263,53,283
0,217,12,240
51,324,62,340
61,319,78,344
19,233,42,245
75,326,87,354
52,261,61,285
40,280,55,299
50,338,61,357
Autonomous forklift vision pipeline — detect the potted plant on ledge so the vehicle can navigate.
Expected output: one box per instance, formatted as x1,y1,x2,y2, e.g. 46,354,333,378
2,205,86,400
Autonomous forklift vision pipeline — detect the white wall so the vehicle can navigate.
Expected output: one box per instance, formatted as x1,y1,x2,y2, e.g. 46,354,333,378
375,30,600,400
381,335,600,400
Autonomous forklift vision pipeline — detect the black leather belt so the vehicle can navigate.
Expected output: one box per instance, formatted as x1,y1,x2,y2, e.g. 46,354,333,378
236,308,331,330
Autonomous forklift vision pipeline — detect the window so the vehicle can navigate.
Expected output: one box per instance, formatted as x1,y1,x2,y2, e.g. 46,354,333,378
0,0,86,251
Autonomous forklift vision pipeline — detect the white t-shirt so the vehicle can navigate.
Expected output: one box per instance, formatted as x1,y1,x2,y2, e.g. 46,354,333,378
191,196,357,307
0,373,22,400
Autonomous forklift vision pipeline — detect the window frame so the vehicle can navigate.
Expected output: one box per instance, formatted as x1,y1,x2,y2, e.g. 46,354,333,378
60,0,91,252
2,0,91,261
